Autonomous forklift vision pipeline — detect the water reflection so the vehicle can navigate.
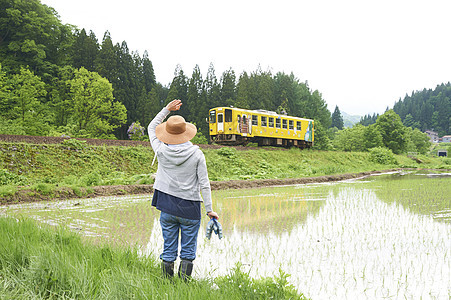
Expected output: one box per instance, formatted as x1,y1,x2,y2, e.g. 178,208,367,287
213,187,325,234
361,171,451,223
190,186,450,299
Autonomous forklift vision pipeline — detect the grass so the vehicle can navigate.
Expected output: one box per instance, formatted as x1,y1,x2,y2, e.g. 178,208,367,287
0,141,450,199
0,216,307,299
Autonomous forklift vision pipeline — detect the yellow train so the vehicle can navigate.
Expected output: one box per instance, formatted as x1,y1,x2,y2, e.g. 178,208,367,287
208,107,314,148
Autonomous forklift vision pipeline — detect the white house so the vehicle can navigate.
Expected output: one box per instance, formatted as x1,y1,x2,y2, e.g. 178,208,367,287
425,130,439,143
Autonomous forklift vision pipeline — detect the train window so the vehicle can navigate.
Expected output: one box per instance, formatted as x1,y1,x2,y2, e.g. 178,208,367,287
289,120,294,130
282,119,287,129
276,118,281,128
225,109,232,122
268,117,274,127
209,110,216,123
261,116,267,127
252,115,258,126
296,121,302,130
218,114,223,123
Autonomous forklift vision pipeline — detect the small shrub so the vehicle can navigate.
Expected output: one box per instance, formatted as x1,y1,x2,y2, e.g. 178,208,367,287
31,183,55,196
0,185,17,197
0,169,27,185
82,172,102,186
61,138,87,150
217,147,237,158
129,174,154,185
71,186,87,197
127,122,147,141
368,147,397,165
191,132,208,144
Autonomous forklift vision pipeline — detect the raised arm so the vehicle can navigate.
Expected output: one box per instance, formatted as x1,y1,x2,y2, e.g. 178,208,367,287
148,100,182,150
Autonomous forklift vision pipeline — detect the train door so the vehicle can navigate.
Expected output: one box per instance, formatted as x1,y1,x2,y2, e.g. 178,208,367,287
237,115,241,132
217,113,224,132
241,115,249,134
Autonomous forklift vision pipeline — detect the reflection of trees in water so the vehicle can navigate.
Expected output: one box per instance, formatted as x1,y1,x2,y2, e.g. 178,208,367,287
367,173,451,223
212,187,326,234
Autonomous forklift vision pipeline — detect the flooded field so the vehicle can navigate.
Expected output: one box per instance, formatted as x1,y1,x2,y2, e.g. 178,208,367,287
1,171,450,299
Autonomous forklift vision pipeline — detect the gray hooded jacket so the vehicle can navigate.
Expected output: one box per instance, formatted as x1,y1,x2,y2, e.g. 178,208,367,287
148,108,212,213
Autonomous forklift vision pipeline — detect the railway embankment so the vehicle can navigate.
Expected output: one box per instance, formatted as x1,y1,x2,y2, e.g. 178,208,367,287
1,135,449,204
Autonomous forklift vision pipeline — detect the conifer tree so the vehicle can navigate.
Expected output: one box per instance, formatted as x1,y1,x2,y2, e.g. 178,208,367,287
331,105,344,130
72,29,99,71
220,68,236,107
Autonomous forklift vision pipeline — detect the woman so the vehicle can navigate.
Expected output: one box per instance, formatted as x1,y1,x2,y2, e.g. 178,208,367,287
148,99,219,279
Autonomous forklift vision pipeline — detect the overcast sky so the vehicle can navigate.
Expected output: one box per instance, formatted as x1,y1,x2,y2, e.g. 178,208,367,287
41,0,451,116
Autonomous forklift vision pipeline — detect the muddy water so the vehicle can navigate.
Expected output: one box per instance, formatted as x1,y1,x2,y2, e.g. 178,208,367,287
1,171,450,299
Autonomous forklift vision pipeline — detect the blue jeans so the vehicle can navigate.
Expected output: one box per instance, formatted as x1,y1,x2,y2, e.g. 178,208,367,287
159,211,201,262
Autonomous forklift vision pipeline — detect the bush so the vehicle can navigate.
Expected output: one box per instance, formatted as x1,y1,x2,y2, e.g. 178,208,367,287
82,172,102,186
31,183,55,195
0,185,17,197
61,138,87,150
0,169,27,185
368,147,397,165
191,132,208,144
127,122,147,141
217,147,237,158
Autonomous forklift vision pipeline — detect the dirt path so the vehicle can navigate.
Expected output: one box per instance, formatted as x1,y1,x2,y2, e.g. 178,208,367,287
1,169,400,205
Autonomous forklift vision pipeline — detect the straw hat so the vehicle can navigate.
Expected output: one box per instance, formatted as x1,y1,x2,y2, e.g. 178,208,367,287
155,115,197,144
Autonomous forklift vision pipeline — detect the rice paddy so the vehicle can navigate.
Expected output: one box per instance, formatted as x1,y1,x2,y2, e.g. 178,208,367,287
1,170,450,299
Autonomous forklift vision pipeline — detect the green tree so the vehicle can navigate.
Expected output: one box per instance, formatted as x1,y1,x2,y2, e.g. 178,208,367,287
333,125,365,152
205,63,221,109
330,105,344,130
436,94,450,136
0,0,74,79
147,85,163,120
406,127,431,154
187,65,206,133
250,68,274,110
71,29,99,71
0,64,10,108
312,119,331,150
142,50,156,93
236,72,251,109
67,67,126,138
402,113,415,128
166,65,188,117
9,67,49,135
363,124,383,150
376,110,407,154
47,65,74,128
220,68,236,107
307,90,331,129
95,31,118,84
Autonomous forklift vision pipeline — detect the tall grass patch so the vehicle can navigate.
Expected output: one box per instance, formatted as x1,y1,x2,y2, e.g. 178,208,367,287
0,216,307,299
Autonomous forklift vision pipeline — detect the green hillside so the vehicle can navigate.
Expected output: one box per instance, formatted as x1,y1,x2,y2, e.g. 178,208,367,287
1,139,449,203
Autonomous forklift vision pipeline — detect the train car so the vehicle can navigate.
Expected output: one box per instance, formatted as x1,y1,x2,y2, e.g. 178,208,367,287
208,107,314,148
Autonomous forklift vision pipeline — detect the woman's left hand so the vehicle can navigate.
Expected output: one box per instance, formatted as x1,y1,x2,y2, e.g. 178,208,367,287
207,211,219,220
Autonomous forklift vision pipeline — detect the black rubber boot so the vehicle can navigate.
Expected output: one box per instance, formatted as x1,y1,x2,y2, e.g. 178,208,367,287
161,260,174,278
178,259,193,281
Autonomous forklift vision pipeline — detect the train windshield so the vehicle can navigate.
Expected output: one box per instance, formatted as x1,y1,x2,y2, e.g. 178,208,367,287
209,110,216,123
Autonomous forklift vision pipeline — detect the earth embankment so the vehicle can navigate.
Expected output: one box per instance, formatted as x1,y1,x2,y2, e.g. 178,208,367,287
2,170,398,205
